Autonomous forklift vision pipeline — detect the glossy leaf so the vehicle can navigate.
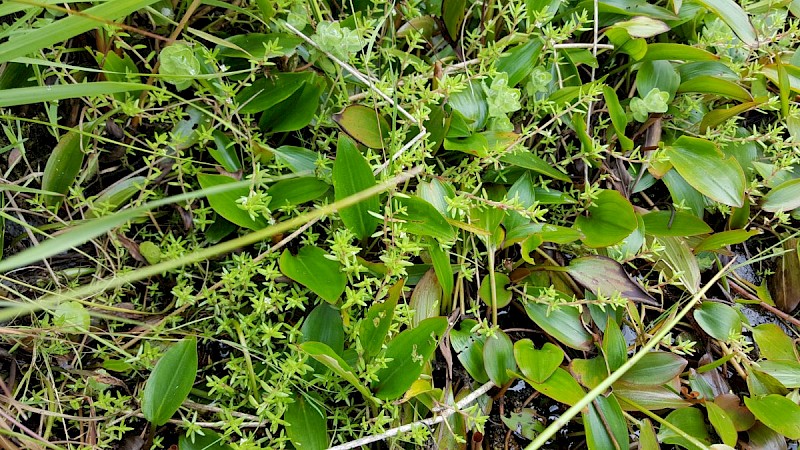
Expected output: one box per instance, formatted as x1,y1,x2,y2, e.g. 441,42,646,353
334,105,391,149
359,281,403,359
693,301,741,341
637,60,680,100
619,352,688,385
478,273,512,308
700,100,764,132
677,76,752,101
300,342,373,400
515,340,563,384
756,360,800,388
271,146,319,174
427,240,454,306
500,150,571,181
496,38,544,86
677,61,738,81
594,0,679,20
218,33,301,60
744,395,800,440
747,421,789,450
524,302,592,351
603,85,633,151
279,247,346,304
86,176,147,218
570,357,608,390
142,337,198,426
269,178,329,208
236,72,311,114
285,393,329,450
694,229,761,252
208,130,241,172
197,173,268,230
715,393,755,431
641,210,712,236
638,419,660,450
694,0,758,46
448,79,487,131
762,178,800,212
42,129,87,209
567,256,657,306
523,367,586,406
575,190,638,248
373,317,447,400
332,134,380,240
667,136,745,207
483,330,516,386
584,394,629,450
602,318,627,371
752,323,798,361
658,408,710,450
615,382,691,410
450,319,489,383
301,303,344,377
395,196,455,241
260,76,324,133
410,269,442,327
641,43,718,61
706,401,738,447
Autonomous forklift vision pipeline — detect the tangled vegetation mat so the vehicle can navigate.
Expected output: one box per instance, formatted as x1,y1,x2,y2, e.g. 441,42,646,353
1,0,800,449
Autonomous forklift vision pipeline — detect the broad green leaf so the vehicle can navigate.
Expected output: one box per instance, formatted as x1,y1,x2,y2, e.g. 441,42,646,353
197,173,268,230
417,179,455,216
504,172,538,231
427,240,454,306
496,38,544,86
501,409,545,440
570,357,608,389
397,16,437,39
619,352,688,385
478,273,512,308
605,28,647,60
752,323,798,361
694,229,761,252
448,79,487,131
235,72,311,114
705,401,738,447
658,408,710,450
575,190,638,248
217,33,302,60
0,0,161,64
142,338,198,426
359,281,403,359
744,395,800,440
444,133,489,157
514,340,563,383
269,178,329,207
677,61,738,81
666,136,745,207
410,269,442,327
42,129,87,209
332,134,380,240
641,210,712,236
694,0,758,46
566,256,658,306
285,393,329,450
301,303,344,358
259,74,324,133
300,342,373,400
638,419,660,450
270,146,319,174
768,237,800,313
637,60,680,100
747,421,789,449
762,178,800,212
500,150,571,181
700,100,764,132
483,330,516,386
523,367,586,406
450,319,489,383
524,302,593,351
693,301,741,341
662,169,706,218
641,43,718,61
209,130,241,172
762,63,800,94
584,394,629,450
602,85,633,151
756,360,800,388
677,76,752,101
747,366,788,396
279,247,346,304
715,394,755,432
179,429,232,450
594,0,679,20
442,0,466,40
602,318,627,371
615,382,691,410
373,317,447,400
612,16,670,38
333,104,391,149
395,196,455,241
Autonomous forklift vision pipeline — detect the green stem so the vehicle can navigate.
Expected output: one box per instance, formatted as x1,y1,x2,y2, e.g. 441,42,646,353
488,246,498,327
524,260,734,450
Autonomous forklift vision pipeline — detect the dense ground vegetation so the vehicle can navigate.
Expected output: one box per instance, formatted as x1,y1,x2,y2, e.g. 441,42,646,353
1,0,800,449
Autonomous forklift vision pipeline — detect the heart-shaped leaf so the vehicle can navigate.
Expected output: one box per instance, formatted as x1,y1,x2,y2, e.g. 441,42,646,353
705,401,738,447
666,136,746,208
142,337,198,426
514,339,563,383
279,247,346,304
575,190,637,248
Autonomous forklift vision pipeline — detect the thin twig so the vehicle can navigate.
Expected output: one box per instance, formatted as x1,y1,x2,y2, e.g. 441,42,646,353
327,381,494,450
